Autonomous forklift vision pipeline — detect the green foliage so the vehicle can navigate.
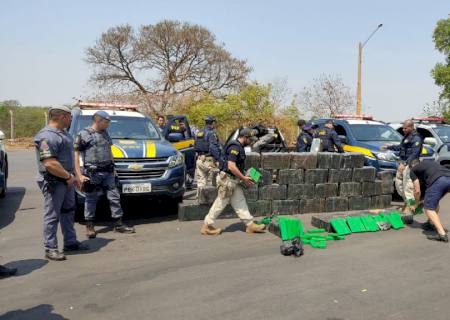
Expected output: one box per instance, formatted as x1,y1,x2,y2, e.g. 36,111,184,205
0,105,48,138
432,16,450,100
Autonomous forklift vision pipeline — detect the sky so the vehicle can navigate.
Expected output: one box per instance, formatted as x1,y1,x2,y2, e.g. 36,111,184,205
0,0,448,121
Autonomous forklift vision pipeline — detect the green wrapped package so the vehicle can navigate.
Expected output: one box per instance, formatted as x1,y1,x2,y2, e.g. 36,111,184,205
387,212,405,229
330,218,352,235
248,167,261,183
360,215,379,232
279,217,304,241
346,216,366,233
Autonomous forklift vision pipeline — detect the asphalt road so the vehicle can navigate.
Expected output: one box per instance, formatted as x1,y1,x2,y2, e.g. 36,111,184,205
1,150,450,320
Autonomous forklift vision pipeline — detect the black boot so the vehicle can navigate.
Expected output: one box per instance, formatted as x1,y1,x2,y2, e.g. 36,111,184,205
427,233,449,242
45,250,66,261
114,219,135,234
421,221,448,232
0,265,17,278
64,241,89,252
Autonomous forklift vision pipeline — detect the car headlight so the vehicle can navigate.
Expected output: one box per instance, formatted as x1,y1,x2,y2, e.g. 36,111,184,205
168,153,184,168
374,151,397,162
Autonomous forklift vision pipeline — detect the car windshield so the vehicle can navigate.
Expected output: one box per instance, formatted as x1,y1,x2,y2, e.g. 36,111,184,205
434,126,450,143
74,115,161,140
350,124,402,142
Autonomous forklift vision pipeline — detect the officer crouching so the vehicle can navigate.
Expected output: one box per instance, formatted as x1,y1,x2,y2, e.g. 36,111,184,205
34,106,88,261
74,111,135,238
315,120,344,153
201,128,266,235
194,116,222,195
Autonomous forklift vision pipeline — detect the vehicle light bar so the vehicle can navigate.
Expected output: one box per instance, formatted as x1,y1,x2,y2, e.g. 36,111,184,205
334,114,374,120
78,102,139,111
412,117,446,123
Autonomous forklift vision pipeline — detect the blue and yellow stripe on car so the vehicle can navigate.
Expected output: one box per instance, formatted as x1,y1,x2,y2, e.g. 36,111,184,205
343,145,375,158
144,141,157,158
111,145,127,158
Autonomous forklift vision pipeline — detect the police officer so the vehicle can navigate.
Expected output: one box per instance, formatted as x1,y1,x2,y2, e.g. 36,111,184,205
201,128,266,235
296,120,314,152
34,106,88,261
194,116,222,193
74,111,135,239
315,120,344,153
383,119,423,210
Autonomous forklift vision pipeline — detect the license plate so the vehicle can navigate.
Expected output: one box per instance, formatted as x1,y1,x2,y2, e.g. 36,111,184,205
122,183,152,194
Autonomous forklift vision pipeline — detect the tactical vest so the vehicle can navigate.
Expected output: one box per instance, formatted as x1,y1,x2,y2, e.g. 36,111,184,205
222,140,246,174
194,128,210,154
81,128,114,168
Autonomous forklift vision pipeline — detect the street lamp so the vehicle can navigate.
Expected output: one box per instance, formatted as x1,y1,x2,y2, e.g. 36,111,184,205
356,23,383,115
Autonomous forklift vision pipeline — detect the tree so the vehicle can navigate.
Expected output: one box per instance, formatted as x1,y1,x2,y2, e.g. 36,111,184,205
298,74,354,118
423,98,450,120
85,20,251,114
432,16,450,100
0,100,21,108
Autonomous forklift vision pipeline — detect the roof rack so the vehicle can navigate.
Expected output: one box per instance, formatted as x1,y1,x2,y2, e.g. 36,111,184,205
77,102,139,111
412,117,446,124
334,114,374,120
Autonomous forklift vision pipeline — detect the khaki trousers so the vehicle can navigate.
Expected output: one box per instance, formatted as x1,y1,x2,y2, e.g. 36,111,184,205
204,175,254,226
196,156,216,189
395,165,414,202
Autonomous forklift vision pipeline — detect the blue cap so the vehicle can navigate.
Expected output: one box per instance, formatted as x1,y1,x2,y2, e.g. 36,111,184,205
94,110,111,121
205,115,216,123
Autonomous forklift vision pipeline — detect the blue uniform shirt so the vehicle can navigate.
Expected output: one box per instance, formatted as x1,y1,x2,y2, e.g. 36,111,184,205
387,130,423,165
315,127,344,153
194,125,222,161
296,131,313,152
34,125,74,180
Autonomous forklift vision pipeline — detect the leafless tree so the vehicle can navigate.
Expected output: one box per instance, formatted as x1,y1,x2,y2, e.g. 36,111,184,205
298,74,354,118
85,20,251,114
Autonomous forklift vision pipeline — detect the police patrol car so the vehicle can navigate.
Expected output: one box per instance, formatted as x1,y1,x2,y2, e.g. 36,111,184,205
313,115,434,173
70,102,186,204
0,130,7,198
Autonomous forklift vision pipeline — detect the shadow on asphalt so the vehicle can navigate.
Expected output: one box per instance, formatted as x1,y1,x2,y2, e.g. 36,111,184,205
0,304,69,320
64,238,115,256
222,222,246,233
0,187,25,230
3,259,48,277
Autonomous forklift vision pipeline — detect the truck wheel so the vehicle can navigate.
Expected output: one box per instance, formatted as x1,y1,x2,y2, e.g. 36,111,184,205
0,164,7,198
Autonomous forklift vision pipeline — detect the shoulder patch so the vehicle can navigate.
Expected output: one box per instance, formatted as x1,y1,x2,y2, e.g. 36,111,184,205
303,138,308,143
230,149,239,155
415,141,420,146
197,132,204,137
40,139,50,151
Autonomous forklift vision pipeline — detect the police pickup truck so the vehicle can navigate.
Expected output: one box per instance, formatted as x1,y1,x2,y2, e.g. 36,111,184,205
70,103,186,209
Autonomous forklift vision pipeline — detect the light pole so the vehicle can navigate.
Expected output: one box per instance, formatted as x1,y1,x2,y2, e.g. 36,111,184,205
356,23,383,115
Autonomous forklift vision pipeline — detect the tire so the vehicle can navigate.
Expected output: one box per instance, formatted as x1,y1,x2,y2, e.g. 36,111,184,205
0,162,7,199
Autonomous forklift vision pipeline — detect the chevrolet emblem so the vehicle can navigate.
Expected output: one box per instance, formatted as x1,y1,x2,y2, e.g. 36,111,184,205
128,164,144,170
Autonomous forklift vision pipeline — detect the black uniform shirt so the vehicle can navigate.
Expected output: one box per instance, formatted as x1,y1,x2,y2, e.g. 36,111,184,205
410,161,450,188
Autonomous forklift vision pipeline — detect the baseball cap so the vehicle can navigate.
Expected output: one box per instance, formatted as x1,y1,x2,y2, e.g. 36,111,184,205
94,110,111,121
49,106,71,114
238,127,255,138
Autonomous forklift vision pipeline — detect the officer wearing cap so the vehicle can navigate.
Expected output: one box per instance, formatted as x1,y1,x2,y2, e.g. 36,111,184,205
34,106,88,261
194,115,223,194
74,110,135,238
201,128,266,235
315,120,344,153
382,119,423,211
295,120,314,152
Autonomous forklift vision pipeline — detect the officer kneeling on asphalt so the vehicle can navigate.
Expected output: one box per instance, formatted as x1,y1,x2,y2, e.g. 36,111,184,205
74,111,135,239
34,106,88,261
201,128,266,235
409,159,450,242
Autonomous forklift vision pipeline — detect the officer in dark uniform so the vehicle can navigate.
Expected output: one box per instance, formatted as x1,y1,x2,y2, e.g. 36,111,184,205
201,128,265,235
315,120,344,153
194,116,222,192
383,119,423,207
156,115,166,133
74,110,135,239
34,106,88,261
295,120,314,152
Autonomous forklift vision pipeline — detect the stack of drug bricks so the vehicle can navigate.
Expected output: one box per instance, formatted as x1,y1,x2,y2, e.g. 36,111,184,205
178,152,394,221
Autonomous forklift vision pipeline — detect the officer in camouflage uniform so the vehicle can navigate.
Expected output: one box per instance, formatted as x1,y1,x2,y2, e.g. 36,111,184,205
201,128,266,236
74,111,135,238
194,116,222,195
34,106,88,261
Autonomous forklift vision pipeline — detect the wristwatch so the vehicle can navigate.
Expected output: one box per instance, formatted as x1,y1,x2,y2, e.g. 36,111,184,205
64,173,73,181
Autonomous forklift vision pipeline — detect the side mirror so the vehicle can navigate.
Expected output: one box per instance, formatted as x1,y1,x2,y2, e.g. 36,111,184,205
338,135,348,144
0,131,4,140
167,133,183,143
424,137,437,147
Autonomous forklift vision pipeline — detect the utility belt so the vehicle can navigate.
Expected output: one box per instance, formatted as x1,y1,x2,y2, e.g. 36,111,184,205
84,163,114,173
197,154,213,160
42,171,70,184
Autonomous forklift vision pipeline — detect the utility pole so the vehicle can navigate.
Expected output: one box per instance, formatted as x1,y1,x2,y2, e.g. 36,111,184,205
356,24,383,115
44,112,48,125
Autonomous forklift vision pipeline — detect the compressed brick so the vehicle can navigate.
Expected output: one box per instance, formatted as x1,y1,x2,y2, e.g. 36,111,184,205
178,203,233,221
287,184,315,200
341,153,365,169
245,152,261,170
339,182,362,197
197,186,218,205
325,197,349,212
370,195,392,209
247,200,271,217
328,169,353,183
305,169,329,184
380,179,394,194
315,183,338,198
290,153,318,169
261,153,291,170
272,200,300,215
243,184,259,201
300,198,325,214
377,171,394,181
362,181,382,196
258,184,287,200
353,167,376,182
317,152,343,169
278,169,304,184
348,196,371,210
259,169,273,185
